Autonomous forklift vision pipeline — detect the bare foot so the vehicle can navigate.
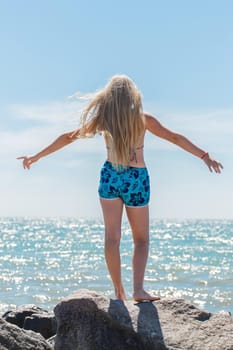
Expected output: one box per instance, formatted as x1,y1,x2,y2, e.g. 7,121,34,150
133,290,160,302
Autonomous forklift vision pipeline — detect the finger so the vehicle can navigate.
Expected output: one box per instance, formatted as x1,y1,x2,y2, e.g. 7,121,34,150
215,163,222,173
213,165,218,173
212,163,217,173
17,156,25,160
217,164,222,173
214,162,223,173
23,161,28,169
216,166,221,174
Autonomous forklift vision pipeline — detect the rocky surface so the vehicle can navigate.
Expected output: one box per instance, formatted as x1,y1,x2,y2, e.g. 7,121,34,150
54,289,233,350
0,317,53,350
23,312,56,339
1,290,233,350
2,306,56,339
2,306,45,328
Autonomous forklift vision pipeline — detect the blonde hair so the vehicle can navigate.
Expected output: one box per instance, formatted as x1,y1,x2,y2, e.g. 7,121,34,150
75,75,145,167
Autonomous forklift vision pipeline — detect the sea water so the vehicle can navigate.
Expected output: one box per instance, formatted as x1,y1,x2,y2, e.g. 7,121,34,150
0,217,232,314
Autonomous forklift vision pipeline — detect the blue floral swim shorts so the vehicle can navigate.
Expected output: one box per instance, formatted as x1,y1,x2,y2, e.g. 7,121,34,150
98,161,150,207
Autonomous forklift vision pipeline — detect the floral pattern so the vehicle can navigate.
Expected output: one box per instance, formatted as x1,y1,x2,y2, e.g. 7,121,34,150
98,161,150,207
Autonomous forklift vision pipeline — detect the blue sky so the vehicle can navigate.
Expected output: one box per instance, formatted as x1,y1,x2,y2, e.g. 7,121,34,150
0,0,232,219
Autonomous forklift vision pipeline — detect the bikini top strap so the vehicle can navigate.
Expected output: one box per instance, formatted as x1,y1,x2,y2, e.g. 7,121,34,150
106,145,144,163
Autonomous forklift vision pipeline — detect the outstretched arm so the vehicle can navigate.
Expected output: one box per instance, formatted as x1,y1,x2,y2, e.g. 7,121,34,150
17,129,80,169
144,113,223,173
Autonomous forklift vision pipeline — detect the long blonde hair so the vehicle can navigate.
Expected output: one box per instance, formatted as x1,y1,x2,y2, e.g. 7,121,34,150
75,75,145,167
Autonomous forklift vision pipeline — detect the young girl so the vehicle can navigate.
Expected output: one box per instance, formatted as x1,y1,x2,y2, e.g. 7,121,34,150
18,75,223,302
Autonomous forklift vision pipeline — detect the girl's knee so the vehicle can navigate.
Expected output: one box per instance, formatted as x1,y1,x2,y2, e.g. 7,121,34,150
105,234,121,246
133,237,149,247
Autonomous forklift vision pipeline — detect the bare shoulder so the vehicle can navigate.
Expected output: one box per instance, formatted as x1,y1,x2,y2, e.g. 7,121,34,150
143,112,177,141
65,128,80,142
143,112,163,134
143,113,159,129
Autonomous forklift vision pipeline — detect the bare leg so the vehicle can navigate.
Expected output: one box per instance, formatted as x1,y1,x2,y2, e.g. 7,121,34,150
100,198,126,300
126,205,160,301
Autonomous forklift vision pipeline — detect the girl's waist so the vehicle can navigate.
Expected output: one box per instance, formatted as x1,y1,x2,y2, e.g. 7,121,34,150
104,160,147,171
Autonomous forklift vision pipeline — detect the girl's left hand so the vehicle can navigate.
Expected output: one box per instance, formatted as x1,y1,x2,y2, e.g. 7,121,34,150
203,154,223,173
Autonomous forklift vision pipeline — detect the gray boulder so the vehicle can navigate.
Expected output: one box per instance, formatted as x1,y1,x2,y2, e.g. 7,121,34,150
54,289,233,350
2,306,56,339
23,313,57,339
0,317,53,350
2,306,47,328
47,335,56,348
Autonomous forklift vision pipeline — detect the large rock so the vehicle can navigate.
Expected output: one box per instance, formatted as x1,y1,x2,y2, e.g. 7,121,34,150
2,306,47,328
54,289,233,350
0,317,53,350
23,313,57,339
2,306,56,339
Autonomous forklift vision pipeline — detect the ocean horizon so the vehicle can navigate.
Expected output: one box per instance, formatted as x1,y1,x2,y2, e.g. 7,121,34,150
0,217,232,315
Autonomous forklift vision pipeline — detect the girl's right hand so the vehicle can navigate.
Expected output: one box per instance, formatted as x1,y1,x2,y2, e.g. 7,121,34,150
17,155,39,170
